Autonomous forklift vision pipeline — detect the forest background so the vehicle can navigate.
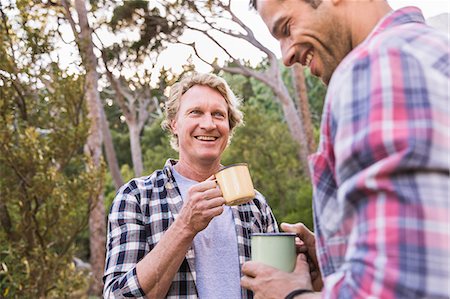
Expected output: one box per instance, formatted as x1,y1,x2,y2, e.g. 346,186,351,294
0,0,448,298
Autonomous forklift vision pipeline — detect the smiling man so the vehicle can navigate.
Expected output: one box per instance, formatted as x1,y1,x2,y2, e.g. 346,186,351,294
241,0,450,298
103,72,278,298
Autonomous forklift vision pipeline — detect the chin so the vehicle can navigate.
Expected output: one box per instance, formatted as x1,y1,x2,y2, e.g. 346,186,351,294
196,152,221,162
322,73,332,86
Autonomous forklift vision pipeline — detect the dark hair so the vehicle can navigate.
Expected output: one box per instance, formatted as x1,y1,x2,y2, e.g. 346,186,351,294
250,0,322,10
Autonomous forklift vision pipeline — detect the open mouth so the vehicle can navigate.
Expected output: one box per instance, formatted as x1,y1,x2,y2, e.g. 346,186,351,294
300,46,314,67
305,50,313,67
195,135,218,141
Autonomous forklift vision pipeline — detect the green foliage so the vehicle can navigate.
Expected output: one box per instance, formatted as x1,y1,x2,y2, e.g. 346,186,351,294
142,117,178,173
222,104,313,229
103,164,137,214
0,2,102,297
135,76,314,229
222,70,316,229
107,0,186,60
221,72,284,121
0,71,101,297
304,68,327,127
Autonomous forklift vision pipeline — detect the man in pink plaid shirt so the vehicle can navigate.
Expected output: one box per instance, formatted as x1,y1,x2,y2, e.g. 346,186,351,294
242,0,450,298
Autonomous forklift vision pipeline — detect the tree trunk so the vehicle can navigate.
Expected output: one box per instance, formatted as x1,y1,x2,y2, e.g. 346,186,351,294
102,63,146,178
275,85,311,178
101,107,124,189
73,0,105,295
0,200,13,240
291,65,316,154
129,121,143,177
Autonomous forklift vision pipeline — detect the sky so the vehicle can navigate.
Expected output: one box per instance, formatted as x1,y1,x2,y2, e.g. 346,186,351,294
389,0,450,18
159,0,450,74
8,0,446,81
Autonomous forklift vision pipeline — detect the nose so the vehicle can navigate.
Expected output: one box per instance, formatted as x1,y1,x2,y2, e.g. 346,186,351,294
200,114,217,130
280,39,296,66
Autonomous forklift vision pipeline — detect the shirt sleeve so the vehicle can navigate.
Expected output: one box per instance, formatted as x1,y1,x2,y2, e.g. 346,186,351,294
255,191,279,233
323,46,450,298
103,188,147,298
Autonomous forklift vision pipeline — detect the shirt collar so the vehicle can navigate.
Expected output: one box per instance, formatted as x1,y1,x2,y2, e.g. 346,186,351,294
366,6,425,42
163,158,178,182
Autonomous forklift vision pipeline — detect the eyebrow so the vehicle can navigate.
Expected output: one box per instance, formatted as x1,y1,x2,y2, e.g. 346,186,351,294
271,16,286,38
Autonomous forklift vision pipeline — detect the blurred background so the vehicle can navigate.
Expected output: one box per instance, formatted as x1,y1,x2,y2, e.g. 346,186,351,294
0,0,448,297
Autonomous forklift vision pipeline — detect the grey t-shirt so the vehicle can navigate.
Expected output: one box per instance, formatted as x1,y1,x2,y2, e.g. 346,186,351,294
172,167,241,299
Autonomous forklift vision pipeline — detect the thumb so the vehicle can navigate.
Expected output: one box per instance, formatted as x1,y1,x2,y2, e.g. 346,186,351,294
281,222,306,234
293,253,310,274
281,222,315,244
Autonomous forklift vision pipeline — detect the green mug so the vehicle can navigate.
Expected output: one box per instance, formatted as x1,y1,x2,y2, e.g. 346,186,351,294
251,232,297,272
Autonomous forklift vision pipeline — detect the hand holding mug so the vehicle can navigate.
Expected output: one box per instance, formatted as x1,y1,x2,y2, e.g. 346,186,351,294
178,178,225,235
241,253,314,299
281,222,323,291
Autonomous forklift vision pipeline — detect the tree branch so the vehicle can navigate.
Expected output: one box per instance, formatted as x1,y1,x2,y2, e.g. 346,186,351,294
60,0,80,44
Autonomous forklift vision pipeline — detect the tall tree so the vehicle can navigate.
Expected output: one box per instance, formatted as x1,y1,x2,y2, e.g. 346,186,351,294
101,106,124,189
183,0,315,177
0,1,101,296
99,0,185,177
291,64,316,153
61,0,105,294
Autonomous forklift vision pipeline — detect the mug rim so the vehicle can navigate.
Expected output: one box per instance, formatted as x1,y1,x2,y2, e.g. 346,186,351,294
251,232,297,237
216,163,248,174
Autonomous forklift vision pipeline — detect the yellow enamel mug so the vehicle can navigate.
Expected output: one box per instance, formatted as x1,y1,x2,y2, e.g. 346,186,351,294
215,163,256,206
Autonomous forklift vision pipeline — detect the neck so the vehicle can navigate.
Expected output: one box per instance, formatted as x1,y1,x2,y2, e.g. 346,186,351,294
345,0,393,48
174,159,221,182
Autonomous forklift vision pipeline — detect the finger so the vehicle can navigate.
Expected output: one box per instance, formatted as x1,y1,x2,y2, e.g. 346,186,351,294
205,205,224,218
310,269,320,280
281,223,315,248
293,253,310,274
242,261,263,278
199,187,222,201
295,237,306,251
204,197,226,209
188,187,222,205
205,174,216,181
240,275,254,291
189,180,217,193
295,236,305,245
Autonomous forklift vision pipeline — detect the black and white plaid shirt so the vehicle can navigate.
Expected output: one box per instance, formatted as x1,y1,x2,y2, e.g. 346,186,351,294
103,159,278,298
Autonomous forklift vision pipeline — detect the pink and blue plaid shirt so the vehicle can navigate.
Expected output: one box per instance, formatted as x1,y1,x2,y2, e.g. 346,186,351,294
309,7,449,298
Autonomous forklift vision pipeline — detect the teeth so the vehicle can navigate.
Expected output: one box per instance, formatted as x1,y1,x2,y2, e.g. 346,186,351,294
305,51,313,67
196,136,216,141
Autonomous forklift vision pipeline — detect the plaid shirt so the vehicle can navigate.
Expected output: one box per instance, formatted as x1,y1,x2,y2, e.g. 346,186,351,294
103,159,278,298
309,7,450,299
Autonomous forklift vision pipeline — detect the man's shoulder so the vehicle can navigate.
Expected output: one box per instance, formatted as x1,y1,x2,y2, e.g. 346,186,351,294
370,22,445,53
119,169,165,192
330,22,447,90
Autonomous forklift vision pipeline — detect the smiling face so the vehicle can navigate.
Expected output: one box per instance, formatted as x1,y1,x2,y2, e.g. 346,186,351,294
171,84,230,167
257,0,351,85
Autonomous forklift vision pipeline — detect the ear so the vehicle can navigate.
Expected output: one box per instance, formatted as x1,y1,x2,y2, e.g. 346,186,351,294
170,119,178,135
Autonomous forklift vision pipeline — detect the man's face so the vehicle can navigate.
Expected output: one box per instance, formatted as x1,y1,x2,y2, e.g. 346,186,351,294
171,84,230,166
257,0,351,85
